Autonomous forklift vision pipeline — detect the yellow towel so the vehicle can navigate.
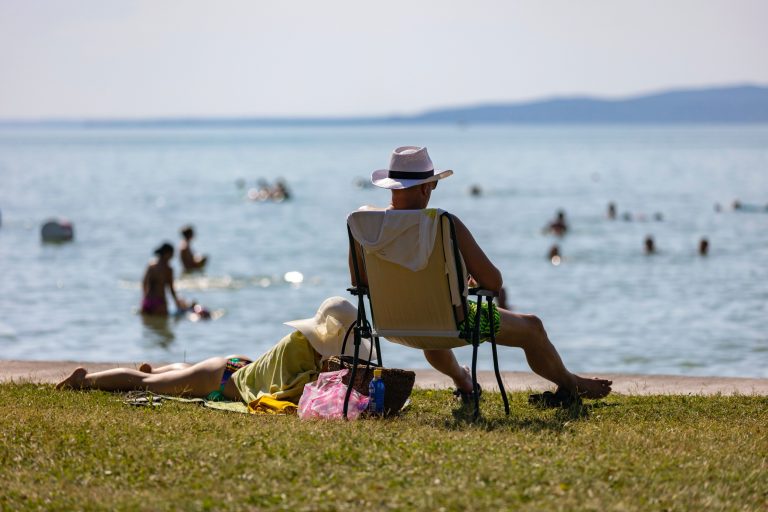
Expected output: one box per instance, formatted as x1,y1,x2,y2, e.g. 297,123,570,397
247,395,298,415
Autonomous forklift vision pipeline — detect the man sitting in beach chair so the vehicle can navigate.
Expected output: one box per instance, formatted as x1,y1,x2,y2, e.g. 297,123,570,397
348,146,612,404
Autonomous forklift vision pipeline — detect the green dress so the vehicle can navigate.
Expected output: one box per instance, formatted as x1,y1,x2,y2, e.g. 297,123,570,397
232,331,322,404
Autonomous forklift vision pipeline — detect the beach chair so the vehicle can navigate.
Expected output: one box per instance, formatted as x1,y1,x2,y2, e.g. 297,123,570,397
344,208,510,419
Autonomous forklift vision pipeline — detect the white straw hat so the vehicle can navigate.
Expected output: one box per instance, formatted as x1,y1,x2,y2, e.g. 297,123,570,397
284,296,377,359
371,146,453,190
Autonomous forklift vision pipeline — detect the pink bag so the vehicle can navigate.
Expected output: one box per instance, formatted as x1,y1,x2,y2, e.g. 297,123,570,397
298,369,370,420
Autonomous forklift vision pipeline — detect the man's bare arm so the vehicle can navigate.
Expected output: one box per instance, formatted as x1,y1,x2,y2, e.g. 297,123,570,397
452,215,503,292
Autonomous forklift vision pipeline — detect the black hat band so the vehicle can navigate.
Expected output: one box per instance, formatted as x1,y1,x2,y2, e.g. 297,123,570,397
388,169,434,180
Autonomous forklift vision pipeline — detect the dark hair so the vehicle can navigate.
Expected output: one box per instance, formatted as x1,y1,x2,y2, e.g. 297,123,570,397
154,242,174,257
180,225,194,238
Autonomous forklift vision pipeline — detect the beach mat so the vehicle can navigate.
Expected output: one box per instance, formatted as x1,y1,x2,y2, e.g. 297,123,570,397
123,391,249,414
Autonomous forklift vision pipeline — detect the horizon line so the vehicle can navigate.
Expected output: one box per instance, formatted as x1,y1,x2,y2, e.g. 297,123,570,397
1,82,766,126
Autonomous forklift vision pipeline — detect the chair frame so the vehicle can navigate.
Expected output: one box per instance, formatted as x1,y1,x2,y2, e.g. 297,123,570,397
343,210,510,419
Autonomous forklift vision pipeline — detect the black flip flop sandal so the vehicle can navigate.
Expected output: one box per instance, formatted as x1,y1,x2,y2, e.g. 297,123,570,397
453,382,483,405
528,387,581,408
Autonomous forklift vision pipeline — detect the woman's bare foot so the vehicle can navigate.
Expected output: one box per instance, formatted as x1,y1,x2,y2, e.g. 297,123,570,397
139,363,152,373
56,367,87,390
571,376,612,399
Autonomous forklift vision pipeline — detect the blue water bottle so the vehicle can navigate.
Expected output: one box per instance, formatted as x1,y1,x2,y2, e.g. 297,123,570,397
368,368,385,415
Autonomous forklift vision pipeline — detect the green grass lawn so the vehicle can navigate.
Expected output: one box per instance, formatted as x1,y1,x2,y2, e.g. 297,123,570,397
1,383,766,511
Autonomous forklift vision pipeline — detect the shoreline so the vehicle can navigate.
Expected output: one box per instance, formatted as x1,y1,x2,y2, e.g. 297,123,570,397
2,359,767,395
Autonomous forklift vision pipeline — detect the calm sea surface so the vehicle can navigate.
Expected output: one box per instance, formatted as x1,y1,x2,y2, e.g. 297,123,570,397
0,124,766,377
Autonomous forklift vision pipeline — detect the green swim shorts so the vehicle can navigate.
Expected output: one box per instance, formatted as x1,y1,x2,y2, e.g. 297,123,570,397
459,300,501,342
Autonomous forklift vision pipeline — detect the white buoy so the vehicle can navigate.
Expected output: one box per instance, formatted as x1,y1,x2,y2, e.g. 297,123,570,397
41,219,74,242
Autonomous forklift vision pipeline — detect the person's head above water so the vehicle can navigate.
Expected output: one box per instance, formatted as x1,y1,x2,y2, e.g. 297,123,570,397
644,235,656,254
284,296,376,360
154,242,174,260
699,238,709,256
180,225,195,240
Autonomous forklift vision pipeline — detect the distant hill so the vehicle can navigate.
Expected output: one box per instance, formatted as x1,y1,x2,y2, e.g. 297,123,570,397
398,85,768,124
2,85,767,127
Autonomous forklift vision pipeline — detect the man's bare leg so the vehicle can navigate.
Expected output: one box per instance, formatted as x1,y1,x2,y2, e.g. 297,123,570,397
423,349,473,393
496,309,611,398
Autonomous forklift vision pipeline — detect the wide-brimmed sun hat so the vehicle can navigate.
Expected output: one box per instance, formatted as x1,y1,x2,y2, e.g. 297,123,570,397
371,146,453,190
284,296,377,359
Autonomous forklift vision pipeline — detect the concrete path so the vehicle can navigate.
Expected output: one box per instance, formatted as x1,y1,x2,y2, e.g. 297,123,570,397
3,360,767,395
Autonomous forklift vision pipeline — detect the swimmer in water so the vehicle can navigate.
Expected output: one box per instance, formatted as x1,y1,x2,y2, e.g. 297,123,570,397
644,235,656,255
546,210,568,236
247,179,272,202
607,202,617,220
271,179,291,201
179,225,208,272
141,242,185,316
699,238,709,256
548,244,562,264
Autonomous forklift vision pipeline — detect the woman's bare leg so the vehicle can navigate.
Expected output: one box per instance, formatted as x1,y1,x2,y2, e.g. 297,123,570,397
495,309,612,398
140,362,193,374
56,357,229,398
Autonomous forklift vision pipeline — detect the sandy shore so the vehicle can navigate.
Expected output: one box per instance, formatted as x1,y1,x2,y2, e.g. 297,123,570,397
2,359,767,395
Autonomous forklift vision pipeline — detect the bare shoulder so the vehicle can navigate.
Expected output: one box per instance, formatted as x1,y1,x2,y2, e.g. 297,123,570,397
446,213,478,244
446,212,502,289
145,261,159,276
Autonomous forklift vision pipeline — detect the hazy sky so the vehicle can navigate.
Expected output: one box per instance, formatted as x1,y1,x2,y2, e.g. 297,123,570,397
1,0,767,119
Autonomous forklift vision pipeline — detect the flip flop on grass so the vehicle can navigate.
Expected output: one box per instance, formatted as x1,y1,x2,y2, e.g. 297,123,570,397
528,387,582,409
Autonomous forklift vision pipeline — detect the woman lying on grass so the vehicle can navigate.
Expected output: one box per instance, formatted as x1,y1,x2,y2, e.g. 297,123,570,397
56,297,372,405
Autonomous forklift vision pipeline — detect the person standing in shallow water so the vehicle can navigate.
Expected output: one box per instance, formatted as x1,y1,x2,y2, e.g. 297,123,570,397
141,243,184,315
179,225,208,272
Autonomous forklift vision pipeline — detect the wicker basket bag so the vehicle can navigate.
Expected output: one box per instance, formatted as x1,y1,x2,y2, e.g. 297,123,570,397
322,356,415,416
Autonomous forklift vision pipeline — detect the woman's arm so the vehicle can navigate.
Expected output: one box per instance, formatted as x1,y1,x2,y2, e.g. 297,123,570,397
452,215,503,293
165,266,183,309
142,266,150,295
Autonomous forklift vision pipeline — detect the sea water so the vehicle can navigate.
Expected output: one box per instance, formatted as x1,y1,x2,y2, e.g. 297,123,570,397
0,124,766,377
